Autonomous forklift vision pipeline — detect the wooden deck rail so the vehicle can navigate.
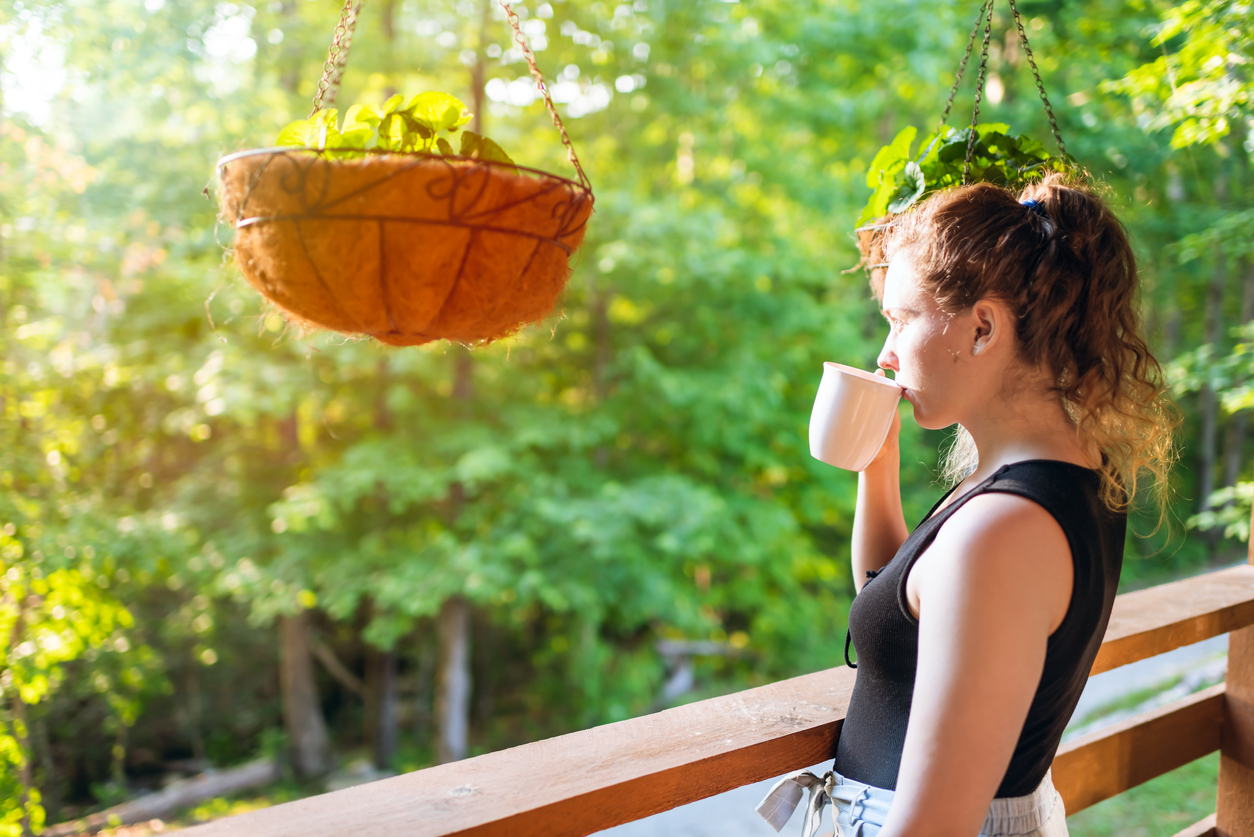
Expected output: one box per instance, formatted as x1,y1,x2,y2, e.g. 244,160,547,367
188,558,1254,837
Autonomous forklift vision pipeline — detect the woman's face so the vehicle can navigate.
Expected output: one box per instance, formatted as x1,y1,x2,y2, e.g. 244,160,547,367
876,256,983,430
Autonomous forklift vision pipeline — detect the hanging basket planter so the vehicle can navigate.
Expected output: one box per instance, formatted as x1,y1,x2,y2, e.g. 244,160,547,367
214,0,594,347
217,149,593,346
854,0,1074,282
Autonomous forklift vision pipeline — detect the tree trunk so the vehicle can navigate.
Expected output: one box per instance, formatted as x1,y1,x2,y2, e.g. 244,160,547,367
428,8,493,767
279,612,330,778
435,596,472,764
110,722,127,788
184,663,206,763
365,645,398,770
1224,413,1248,490
10,688,32,836
1198,175,1228,522
415,632,436,737
43,759,279,837
1223,258,1254,493
278,2,302,97
436,348,474,767
1198,256,1224,512
310,637,365,698
7,593,32,835
470,0,490,137
592,290,612,467
33,715,59,823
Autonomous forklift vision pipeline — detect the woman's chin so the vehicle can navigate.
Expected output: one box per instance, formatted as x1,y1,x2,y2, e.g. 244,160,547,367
907,400,950,431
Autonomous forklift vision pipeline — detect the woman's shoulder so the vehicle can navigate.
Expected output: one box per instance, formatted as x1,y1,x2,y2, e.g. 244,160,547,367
937,459,1103,559
908,491,1073,629
932,490,1072,565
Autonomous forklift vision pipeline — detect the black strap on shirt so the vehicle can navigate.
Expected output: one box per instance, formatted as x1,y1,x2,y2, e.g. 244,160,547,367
844,569,881,669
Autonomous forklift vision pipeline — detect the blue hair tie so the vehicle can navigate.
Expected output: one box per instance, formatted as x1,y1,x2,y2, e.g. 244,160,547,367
1020,198,1048,219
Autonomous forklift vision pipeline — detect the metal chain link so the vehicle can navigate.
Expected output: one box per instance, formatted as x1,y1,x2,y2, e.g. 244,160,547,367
962,0,995,184
500,1,591,190
310,0,362,118
1006,0,1067,157
939,0,993,130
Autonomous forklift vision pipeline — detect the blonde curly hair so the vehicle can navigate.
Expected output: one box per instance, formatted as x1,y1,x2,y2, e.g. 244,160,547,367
872,173,1177,515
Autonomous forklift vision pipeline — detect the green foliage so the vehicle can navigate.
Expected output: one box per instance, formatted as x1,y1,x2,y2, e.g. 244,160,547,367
1105,0,1252,148
274,92,513,164
1172,320,1254,541
0,556,134,834
1188,481,1253,541
1175,209,1254,266
858,123,1072,225
1117,0,1254,549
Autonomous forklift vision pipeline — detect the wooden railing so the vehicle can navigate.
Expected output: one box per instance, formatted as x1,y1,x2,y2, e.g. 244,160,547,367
187,554,1254,837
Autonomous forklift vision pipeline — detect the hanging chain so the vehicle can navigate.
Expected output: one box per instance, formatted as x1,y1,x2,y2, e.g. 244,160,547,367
939,0,993,130
500,1,591,191
962,0,995,184
1006,0,1067,158
310,0,362,118
304,0,590,189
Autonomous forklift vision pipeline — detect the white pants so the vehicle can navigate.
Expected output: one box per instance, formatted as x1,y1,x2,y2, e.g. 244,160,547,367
757,767,1068,837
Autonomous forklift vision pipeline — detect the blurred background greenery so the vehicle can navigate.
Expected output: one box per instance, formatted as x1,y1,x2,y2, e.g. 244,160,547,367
0,0,1250,832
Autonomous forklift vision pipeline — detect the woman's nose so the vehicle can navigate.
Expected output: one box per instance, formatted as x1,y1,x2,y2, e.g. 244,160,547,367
877,344,898,372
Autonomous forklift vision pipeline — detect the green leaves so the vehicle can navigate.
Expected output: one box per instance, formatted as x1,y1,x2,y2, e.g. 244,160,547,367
343,104,381,128
406,92,473,132
861,126,917,224
270,92,514,164
459,130,515,165
1106,0,1252,148
887,161,925,214
865,126,916,189
1188,481,1253,542
857,122,1072,225
274,109,343,150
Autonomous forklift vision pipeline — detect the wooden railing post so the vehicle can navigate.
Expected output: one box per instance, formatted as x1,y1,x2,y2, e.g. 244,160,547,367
1215,507,1254,837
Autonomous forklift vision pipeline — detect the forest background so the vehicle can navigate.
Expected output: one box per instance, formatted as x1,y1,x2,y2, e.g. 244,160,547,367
1,0,1251,832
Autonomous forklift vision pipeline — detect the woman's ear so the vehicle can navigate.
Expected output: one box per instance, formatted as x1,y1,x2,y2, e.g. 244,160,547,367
970,299,1001,356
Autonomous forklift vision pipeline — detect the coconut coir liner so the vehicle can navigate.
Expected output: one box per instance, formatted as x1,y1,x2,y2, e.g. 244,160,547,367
217,151,594,346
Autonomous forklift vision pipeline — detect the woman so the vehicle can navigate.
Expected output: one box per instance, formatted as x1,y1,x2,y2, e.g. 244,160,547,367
759,174,1175,837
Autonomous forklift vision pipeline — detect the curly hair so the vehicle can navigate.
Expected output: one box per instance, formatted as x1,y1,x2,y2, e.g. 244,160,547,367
870,173,1177,515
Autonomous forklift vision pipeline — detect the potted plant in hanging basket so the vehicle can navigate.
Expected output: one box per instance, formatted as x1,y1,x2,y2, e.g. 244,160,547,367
855,0,1076,284
215,1,594,347
855,122,1073,281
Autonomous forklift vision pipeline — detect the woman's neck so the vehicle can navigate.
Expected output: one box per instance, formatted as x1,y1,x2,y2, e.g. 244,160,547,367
961,383,1098,484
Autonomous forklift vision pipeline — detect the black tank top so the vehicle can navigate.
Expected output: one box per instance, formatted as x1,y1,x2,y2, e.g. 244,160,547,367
833,460,1125,798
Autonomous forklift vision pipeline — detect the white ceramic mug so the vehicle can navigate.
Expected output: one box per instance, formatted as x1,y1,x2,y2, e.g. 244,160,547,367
808,362,904,471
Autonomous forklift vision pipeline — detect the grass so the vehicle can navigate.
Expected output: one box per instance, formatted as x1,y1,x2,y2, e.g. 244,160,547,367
1066,674,1186,731
1065,753,1219,837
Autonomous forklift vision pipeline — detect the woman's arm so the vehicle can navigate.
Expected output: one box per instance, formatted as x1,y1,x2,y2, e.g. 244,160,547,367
877,492,1074,837
851,407,907,592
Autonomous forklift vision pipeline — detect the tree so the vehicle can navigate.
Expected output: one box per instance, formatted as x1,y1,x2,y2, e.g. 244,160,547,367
1110,0,1254,536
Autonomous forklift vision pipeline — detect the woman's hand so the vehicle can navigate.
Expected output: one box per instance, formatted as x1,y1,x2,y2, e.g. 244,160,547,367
863,370,902,473
851,370,907,589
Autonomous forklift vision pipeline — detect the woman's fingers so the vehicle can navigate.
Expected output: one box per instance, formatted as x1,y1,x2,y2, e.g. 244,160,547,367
867,395,902,470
